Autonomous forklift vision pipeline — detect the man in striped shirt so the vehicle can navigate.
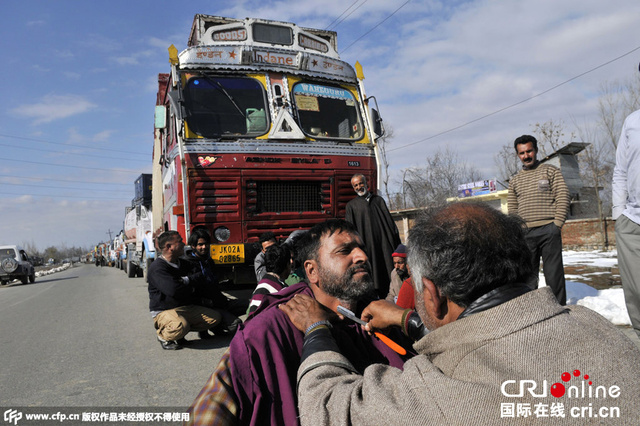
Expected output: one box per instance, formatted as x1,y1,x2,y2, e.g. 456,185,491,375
507,135,570,305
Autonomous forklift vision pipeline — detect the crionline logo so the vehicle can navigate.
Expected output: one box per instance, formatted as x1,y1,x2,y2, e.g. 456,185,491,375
3,409,22,425
501,370,620,399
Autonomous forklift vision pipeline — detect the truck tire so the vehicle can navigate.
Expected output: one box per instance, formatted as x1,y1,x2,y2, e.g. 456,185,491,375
21,276,28,284
141,250,153,281
29,273,35,283
127,254,136,278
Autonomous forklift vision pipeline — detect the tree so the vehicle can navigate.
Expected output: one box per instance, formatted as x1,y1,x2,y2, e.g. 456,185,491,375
376,125,395,208
401,146,480,208
570,72,640,249
532,119,576,158
493,143,520,184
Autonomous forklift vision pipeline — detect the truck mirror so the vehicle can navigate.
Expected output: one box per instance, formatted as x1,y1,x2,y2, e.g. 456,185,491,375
155,106,166,129
371,108,385,139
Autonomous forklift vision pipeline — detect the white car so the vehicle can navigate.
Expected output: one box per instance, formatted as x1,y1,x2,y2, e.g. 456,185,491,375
0,245,36,285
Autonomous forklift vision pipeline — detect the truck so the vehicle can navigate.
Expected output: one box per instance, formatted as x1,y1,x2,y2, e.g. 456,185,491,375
123,174,156,279
152,15,384,285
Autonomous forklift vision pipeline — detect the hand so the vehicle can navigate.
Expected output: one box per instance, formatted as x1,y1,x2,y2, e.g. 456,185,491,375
361,300,406,332
279,294,332,333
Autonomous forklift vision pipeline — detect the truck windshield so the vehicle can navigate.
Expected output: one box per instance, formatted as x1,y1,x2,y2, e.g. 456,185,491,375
183,76,269,138
293,83,363,140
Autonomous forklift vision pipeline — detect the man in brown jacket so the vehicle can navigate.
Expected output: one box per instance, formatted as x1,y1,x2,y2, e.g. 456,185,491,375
280,203,640,425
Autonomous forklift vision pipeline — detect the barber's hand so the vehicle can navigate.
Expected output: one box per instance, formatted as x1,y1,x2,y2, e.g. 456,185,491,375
361,300,406,333
279,294,332,333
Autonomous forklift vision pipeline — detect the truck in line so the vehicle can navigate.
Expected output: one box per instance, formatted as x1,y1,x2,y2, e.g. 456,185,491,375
152,15,384,285
123,174,156,279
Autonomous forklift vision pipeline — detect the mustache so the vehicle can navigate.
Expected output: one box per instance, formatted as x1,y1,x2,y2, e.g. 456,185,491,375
347,262,371,277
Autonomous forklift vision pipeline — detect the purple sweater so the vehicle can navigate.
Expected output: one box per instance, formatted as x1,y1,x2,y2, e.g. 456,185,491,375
228,282,413,425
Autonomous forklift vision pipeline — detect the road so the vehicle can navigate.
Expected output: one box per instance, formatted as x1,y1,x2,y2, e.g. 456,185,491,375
0,263,235,412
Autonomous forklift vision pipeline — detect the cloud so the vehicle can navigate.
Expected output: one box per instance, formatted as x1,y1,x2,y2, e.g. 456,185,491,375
11,94,97,125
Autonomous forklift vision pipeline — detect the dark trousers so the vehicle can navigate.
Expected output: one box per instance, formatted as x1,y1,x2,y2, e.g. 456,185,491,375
526,223,566,305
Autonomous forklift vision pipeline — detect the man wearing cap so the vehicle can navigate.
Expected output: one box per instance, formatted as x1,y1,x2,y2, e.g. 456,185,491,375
385,244,410,303
613,66,640,337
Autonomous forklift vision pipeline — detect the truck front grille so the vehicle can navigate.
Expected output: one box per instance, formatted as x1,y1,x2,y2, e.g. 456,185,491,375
255,181,322,213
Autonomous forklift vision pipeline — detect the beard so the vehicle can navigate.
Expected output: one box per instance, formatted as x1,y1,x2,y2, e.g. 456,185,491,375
319,261,377,304
397,267,409,281
355,188,367,197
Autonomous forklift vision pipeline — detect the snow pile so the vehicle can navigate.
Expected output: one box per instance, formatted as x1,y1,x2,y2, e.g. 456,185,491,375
35,262,71,277
535,250,632,326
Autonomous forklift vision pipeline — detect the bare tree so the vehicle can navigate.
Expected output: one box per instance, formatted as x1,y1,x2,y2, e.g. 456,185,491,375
597,77,640,150
569,72,640,249
532,119,576,158
376,125,395,208
573,120,614,249
402,146,480,208
493,143,520,185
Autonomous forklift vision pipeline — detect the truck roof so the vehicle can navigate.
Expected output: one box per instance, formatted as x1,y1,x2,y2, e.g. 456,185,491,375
187,14,339,57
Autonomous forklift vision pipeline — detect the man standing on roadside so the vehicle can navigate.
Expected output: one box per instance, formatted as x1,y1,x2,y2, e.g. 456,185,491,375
508,135,570,304
346,173,400,298
613,72,640,337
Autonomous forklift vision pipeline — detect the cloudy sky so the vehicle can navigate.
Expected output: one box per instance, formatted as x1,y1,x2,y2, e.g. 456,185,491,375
1,0,638,250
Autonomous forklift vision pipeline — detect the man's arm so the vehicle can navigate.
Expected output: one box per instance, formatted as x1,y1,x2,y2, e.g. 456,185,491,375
186,349,239,426
280,295,441,425
551,167,570,228
253,251,266,282
612,118,630,220
148,261,195,299
507,179,518,216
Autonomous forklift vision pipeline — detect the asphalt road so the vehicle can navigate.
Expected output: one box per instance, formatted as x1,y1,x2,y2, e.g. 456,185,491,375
0,263,234,411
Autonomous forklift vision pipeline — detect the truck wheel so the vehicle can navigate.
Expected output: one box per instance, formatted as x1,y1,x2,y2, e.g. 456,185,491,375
29,273,35,283
21,276,28,284
127,256,136,278
141,250,153,281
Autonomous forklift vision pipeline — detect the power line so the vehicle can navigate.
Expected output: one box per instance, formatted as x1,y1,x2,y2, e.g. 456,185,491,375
0,191,129,200
328,1,368,32
0,181,131,193
388,44,640,153
0,157,145,174
0,133,148,157
0,142,148,163
341,0,411,53
0,174,130,186
325,0,361,30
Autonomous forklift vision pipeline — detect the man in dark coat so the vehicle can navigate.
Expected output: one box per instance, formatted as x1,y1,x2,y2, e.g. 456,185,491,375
345,174,401,298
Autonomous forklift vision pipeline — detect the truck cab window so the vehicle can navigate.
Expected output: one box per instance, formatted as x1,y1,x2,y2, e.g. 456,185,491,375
292,83,363,141
183,76,269,138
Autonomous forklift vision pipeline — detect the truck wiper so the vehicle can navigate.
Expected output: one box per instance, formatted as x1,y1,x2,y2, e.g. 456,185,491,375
210,79,247,119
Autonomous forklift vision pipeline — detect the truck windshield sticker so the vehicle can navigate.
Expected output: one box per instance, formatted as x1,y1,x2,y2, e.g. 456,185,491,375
293,84,353,101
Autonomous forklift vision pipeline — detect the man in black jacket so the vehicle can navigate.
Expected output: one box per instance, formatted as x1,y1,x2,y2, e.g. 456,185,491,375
184,226,247,338
148,231,222,350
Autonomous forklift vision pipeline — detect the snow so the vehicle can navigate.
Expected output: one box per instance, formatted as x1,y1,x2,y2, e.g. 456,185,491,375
535,250,631,326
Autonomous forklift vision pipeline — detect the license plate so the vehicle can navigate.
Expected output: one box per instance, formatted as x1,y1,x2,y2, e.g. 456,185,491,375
210,244,245,264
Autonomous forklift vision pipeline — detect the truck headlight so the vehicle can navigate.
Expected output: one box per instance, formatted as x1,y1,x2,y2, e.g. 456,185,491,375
214,226,231,242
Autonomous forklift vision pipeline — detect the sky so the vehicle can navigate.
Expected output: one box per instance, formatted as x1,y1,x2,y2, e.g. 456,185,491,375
1,0,639,250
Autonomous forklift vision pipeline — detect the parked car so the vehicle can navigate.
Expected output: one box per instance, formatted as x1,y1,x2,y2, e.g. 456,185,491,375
0,245,36,285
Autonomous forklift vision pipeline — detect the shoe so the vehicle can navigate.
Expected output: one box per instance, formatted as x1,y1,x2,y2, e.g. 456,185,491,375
198,330,215,339
157,336,182,350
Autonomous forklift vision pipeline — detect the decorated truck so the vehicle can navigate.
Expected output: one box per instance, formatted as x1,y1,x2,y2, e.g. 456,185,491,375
152,15,384,285
123,174,156,279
